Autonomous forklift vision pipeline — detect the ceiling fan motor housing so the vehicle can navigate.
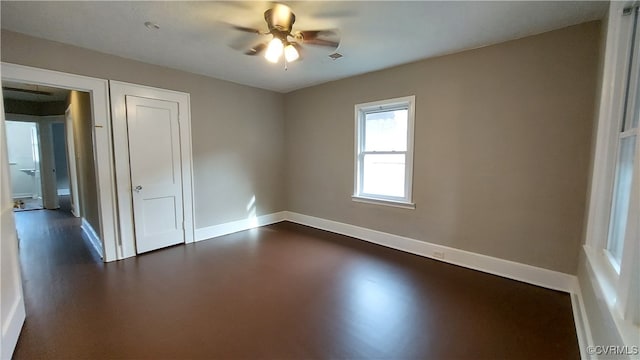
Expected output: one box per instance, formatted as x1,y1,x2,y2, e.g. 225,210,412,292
264,7,295,34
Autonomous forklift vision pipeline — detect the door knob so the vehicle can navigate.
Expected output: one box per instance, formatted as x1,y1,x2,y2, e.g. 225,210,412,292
134,185,143,192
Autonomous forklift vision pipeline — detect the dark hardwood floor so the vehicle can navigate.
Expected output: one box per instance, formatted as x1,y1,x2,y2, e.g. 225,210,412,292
13,206,579,359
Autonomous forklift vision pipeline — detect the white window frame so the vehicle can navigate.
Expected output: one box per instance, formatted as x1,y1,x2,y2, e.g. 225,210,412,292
583,1,640,348
353,95,416,208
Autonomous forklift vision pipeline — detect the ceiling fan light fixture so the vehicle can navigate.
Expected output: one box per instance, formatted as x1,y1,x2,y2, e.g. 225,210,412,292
284,44,299,62
265,37,284,63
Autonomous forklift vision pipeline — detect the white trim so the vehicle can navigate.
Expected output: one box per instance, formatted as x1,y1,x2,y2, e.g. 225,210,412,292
584,246,640,348
81,217,103,259
0,293,25,360
581,2,640,349
354,95,416,205
1,62,118,262
283,211,578,293
195,212,287,241
1,104,26,360
585,3,634,251
195,211,579,293
351,195,415,209
57,188,70,196
109,81,195,259
571,285,595,360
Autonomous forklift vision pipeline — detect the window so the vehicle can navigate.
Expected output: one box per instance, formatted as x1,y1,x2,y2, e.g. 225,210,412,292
606,5,639,273
353,96,415,207
584,2,640,346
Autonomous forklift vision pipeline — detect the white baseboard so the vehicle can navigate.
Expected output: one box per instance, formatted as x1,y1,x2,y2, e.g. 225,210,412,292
81,217,103,259
193,210,578,294
193,209,589,355
1,295,25,360
571,284,594,360
283,211,579,294
57,188,70,196
195,211,287,242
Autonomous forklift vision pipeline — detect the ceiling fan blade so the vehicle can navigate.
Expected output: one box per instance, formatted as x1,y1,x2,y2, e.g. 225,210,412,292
232,25,266,35
311,10,356,19
304,38,339,48
245,42,268,56
299,30,338,40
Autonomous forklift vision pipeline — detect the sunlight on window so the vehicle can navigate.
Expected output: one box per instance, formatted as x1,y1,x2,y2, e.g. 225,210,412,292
354,96,414,204
362,154,405,197
364,110,408,152
607,136,636,266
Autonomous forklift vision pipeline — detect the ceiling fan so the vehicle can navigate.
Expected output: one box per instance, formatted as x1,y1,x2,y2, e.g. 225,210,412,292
231,3,340,65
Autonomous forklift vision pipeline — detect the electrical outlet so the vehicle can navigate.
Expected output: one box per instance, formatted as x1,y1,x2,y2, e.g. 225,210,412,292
433,251,445,260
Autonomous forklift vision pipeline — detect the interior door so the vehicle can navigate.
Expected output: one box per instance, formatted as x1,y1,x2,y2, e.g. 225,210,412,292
1,95,26,359
126,95,184,253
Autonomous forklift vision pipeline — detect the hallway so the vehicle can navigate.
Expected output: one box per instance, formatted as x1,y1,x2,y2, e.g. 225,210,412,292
13,197,103,358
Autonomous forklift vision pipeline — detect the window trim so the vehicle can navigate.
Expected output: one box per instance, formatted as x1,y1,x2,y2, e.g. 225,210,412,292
353,95,416,207
583,1,640,347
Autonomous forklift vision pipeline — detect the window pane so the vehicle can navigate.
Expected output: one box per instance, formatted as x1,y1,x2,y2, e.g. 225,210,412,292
362,154,405,198
607,135,637,264
364,109,408,152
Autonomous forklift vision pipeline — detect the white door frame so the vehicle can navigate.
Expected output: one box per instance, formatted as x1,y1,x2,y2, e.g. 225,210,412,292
1,62,118,262
110,81,194,259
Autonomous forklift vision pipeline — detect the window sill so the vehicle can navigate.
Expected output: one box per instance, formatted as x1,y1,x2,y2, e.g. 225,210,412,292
351,196,415,209
584,245,618,309
583,245,640,347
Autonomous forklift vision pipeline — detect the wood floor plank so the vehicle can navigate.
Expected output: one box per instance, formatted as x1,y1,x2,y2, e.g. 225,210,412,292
13,207,579,359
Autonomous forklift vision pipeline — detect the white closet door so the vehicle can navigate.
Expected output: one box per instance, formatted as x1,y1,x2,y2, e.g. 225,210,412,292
125,95,184,253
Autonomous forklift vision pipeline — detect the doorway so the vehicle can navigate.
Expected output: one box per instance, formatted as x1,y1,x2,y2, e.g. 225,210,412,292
5,120,43,211
0,63,194,359
3,81,106,261
1,63,118,261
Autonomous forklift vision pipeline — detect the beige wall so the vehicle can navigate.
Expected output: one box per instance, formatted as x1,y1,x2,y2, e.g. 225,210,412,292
1,30,286,229
68,91,100,233
284,21,601,274
2,22,601,273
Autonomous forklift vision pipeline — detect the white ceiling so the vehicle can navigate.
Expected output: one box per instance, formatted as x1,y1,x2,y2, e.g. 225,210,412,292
1,1,607,93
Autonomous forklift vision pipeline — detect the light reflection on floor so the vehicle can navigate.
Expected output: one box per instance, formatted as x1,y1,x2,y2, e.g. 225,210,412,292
339,259,421,356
